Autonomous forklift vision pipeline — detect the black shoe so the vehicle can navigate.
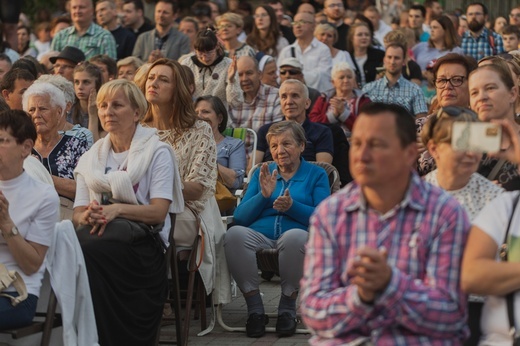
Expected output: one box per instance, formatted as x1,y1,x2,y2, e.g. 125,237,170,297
246,313,269,338
275,312,298,337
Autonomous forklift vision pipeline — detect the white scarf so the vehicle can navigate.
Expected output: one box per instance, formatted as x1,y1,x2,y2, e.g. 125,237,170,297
75,124,163,205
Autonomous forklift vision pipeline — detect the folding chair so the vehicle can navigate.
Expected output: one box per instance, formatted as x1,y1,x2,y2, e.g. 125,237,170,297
0,287,62,346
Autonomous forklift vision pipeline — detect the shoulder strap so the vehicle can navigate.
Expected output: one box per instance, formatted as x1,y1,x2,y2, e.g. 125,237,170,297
488,158,506,181
290,46,296,58
502,192,520,338
487,30,497,56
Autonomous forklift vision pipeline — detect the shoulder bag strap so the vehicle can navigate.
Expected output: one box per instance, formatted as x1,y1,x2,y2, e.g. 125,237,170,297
488,158,506,181
501,192,520,339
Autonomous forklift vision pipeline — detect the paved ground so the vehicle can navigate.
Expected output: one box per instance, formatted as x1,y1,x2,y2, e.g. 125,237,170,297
158,277,312,345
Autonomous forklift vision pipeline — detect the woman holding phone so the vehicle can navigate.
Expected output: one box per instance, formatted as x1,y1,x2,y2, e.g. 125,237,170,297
469,64,520,191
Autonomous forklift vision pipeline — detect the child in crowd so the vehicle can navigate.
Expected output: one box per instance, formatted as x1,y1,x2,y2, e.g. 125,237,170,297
502,25,520,52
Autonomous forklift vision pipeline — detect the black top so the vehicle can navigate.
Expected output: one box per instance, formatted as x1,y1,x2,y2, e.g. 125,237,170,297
111,26,137,60
135,22,154,37
402,60,423,82
280,25,296,44
333,23,349,51
351,47,385,86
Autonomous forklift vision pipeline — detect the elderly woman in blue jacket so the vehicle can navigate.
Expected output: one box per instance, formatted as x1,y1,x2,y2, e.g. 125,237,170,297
224,120,330,339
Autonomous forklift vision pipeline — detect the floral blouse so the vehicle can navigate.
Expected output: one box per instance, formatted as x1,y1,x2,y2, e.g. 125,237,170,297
32,134,90,180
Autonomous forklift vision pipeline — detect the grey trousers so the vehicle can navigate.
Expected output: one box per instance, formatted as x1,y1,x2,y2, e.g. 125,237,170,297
224,226,307,297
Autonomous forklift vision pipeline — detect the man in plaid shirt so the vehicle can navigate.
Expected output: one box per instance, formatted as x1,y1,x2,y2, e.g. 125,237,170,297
461,2,504,61
51,0,117,60
300,103,470,345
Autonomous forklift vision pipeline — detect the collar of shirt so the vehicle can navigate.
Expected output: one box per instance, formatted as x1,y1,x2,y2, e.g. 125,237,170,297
344,172,427,213
71,22,97,37
383,74,405,88
463,26,489,39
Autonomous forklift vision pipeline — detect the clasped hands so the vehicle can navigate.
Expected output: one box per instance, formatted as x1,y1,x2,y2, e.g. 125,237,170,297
259,163,292,212
347,246,393,304
79,200,119,236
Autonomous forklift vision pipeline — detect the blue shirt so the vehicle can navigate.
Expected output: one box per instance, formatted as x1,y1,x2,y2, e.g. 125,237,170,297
461,27,504,61
257,118,334,162
233,159,330,239
362,75,428,116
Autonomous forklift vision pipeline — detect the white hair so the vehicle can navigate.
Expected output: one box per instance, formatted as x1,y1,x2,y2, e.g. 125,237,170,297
22,82,67,116
34,74,75,105
331,61,355,79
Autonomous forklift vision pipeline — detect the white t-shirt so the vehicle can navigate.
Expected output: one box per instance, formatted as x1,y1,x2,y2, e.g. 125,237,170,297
473,192,520,345
355,55,368,86
0,172,59,296
74,145,175,245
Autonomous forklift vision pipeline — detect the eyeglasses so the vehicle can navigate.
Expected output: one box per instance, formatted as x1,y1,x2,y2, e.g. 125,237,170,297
510,13,520,18
254,13,269,19
54,63,75,70
434,76,465,89
195,49,216,58
279,69,301,75
217,24,235,30
326,3,344,8
291,20,313,26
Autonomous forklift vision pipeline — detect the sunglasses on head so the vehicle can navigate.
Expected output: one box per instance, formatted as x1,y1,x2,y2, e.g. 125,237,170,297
436,106,478,120
279,69,301,76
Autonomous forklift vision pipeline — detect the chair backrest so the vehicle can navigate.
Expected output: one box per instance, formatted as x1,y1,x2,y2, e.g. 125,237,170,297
222,128,258,172
248,161,340,194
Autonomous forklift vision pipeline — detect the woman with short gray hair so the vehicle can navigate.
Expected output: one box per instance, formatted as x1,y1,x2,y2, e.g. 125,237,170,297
224,120,330,338
22,82,90,220
309,61,370,135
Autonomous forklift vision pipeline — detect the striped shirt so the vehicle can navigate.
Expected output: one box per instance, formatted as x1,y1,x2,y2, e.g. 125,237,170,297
362,75,428,116
461,27,504,61
51,23,117,60
228,84,283,133
301,172,470,345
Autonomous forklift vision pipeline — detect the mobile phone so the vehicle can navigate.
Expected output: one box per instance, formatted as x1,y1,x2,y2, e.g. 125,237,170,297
376,67,386,73
451,122,502,153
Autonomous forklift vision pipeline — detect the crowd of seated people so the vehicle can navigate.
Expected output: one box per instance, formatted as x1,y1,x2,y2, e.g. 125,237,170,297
2,0,520,345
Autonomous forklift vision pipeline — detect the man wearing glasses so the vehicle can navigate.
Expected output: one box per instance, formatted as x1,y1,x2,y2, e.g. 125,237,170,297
323,0,349,50
277,12,333,93
461,2,504,61
510,6,520,29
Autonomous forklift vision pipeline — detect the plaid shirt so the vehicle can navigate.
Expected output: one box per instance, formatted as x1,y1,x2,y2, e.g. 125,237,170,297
51,23,117,60
301,173,470,345
228,84,283,133
461,27,504,61
362,75,428,116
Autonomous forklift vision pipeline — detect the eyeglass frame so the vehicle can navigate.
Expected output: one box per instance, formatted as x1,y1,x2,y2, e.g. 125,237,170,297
434,75,466,89
291,20,314,26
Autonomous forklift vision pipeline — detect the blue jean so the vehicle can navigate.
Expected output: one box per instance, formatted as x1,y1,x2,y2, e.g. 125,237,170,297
0,293,38,329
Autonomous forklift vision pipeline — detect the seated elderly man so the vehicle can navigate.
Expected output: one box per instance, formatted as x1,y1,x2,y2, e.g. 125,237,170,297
255,80,333,165
300,102,470,344
229,56,283,134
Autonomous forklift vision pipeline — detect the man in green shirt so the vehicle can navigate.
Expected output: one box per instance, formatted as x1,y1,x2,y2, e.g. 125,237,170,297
51,0,117,60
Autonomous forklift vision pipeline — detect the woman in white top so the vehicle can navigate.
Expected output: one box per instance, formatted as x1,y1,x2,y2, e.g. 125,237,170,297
314,23,355,67
461,65,520,345
73,79,182,345
0,110,59,329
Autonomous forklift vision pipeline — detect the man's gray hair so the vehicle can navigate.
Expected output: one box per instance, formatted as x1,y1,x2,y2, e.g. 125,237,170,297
280,79,309,99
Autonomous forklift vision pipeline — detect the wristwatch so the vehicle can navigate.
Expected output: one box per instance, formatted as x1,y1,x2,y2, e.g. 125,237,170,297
2,226,19,239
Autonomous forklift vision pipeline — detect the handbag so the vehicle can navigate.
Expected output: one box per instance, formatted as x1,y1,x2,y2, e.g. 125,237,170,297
499,192,520,345
0,263,28,306
215,173,236,213
76,217,164,248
